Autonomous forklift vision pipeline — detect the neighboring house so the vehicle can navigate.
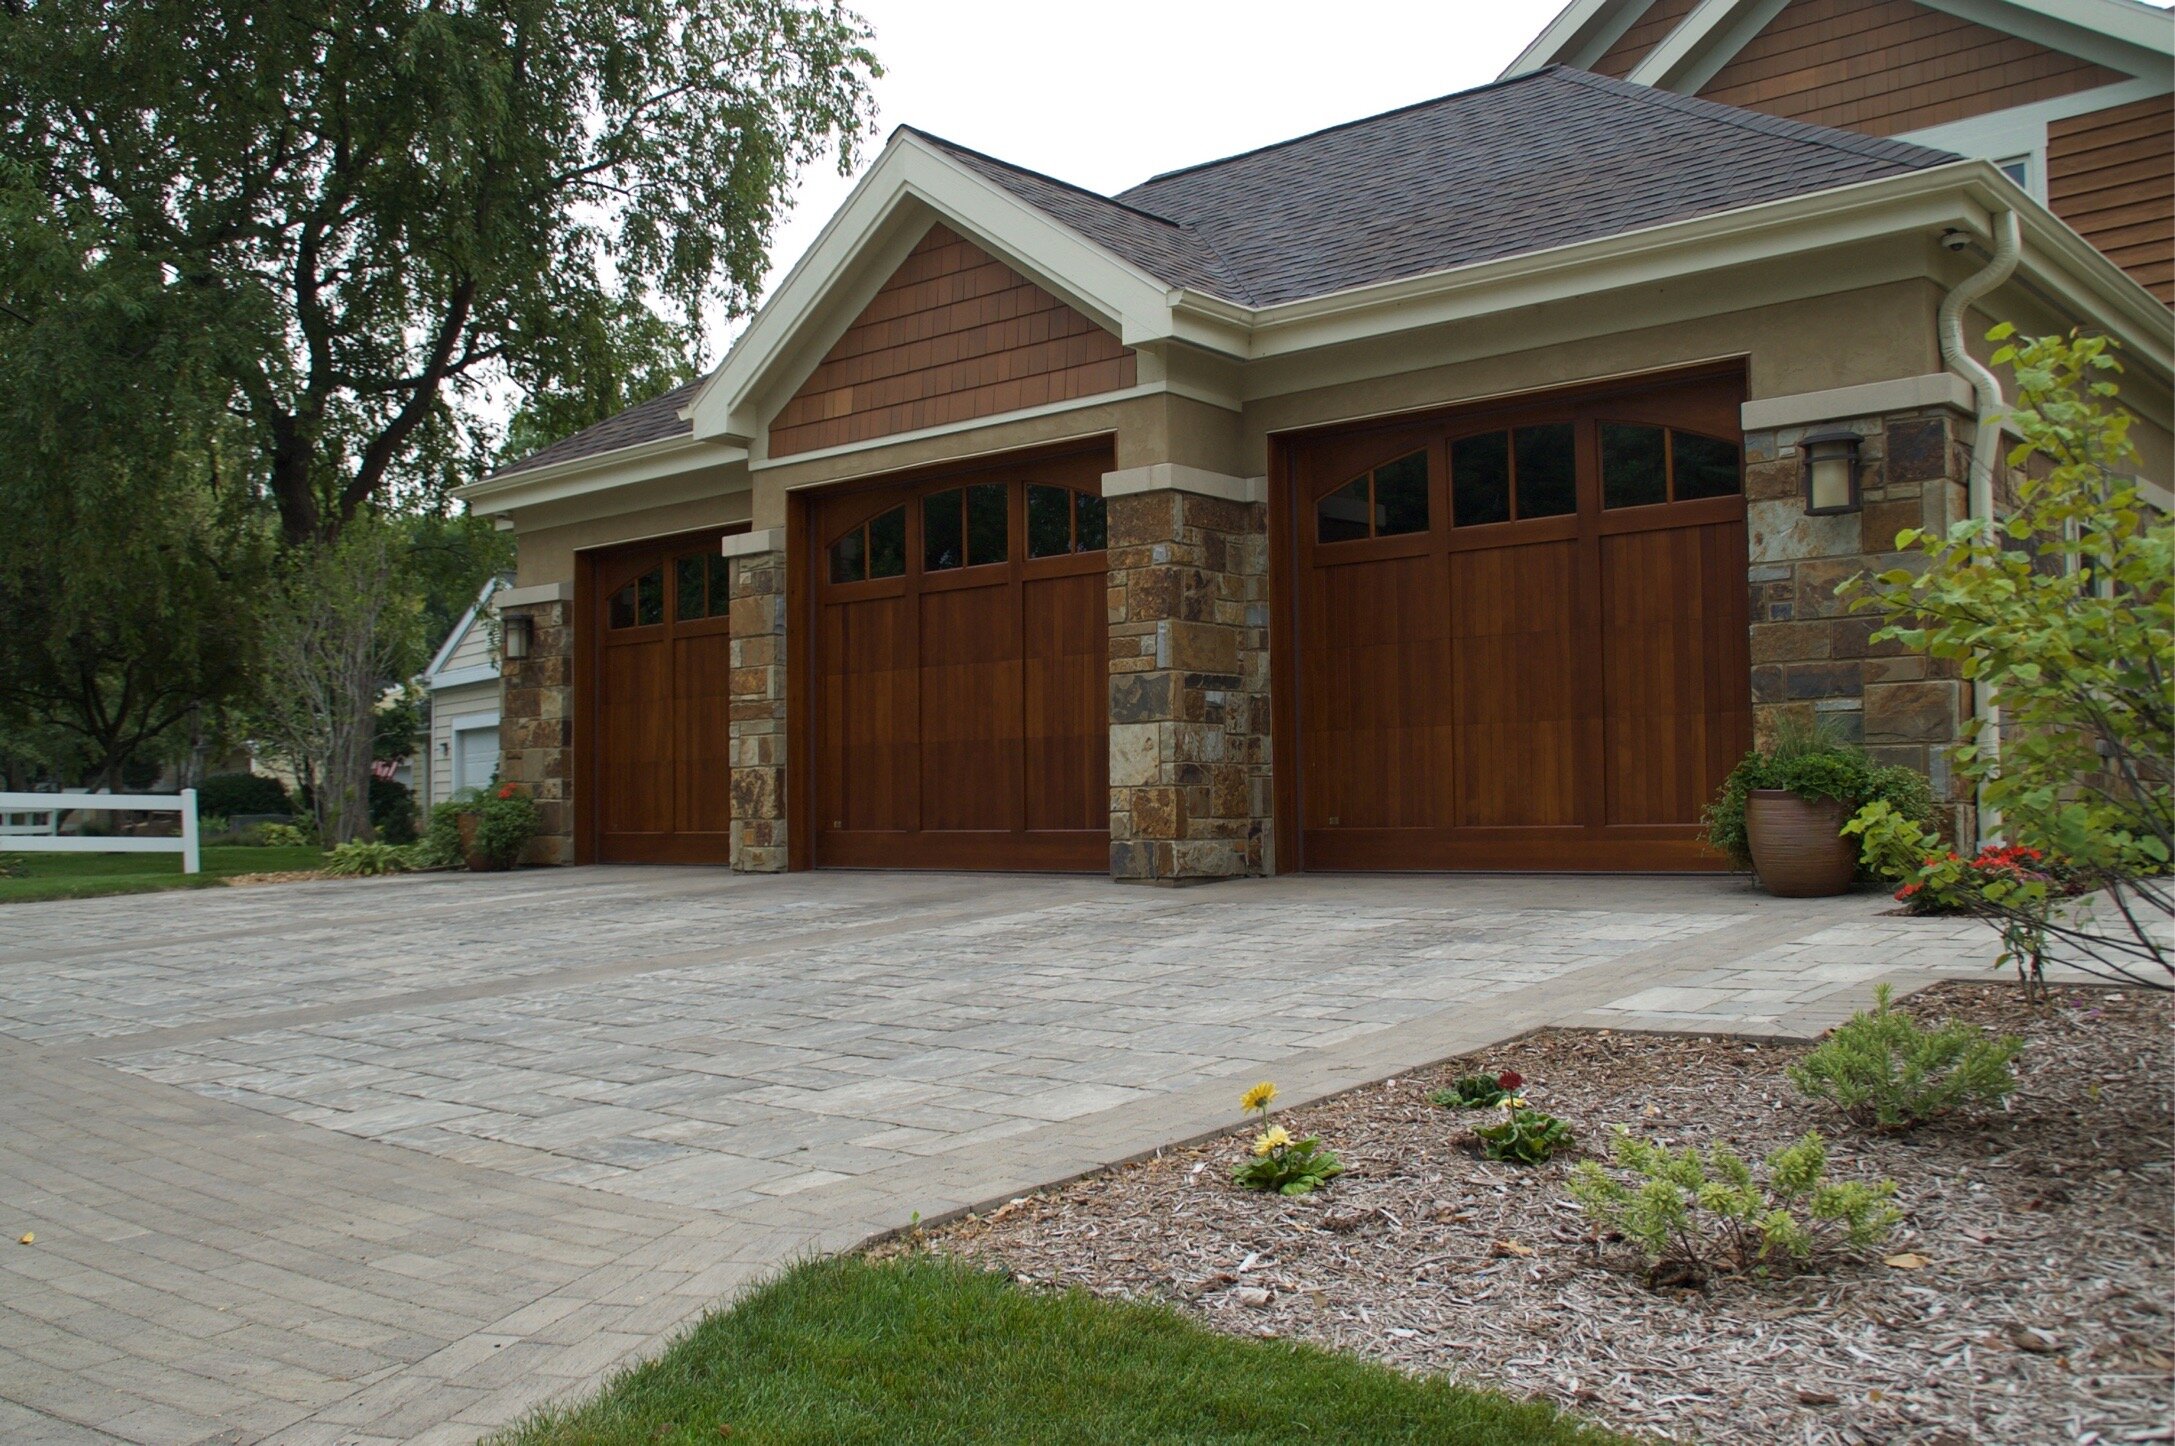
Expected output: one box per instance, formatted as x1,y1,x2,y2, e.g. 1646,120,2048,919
417,578,506,809
457,58,2171,881
1505,0,2174,301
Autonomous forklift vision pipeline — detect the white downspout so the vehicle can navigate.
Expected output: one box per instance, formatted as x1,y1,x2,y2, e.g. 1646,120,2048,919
1936,208,2023,844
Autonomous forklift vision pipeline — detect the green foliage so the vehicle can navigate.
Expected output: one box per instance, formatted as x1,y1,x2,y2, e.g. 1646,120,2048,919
1705,716,1939,870
1471,1106,1574,1165
0,854,25,879
1431,1071,1516,1110
1231,1079,1343,1196
1788,984,2021,1130
196,772,293,820
1841,327,2170,989
471,785,540,869
413,800,469,870
493,1256,1628,1445
1570,1128,1900,1288
370,777,419,846
255,821,314,848
321,841,413,878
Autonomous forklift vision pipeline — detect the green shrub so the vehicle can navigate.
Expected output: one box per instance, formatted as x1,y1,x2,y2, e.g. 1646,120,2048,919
1704,717,1939,871
322,840,413,877
195,771,292,819
254,820,314,847
1788,984,2021,1130
1431,1069,1521,1110
412,799,467,869
1471,1105,1573,1165
471,784,538,868
370,776,418,844
1570,1128,1900,1288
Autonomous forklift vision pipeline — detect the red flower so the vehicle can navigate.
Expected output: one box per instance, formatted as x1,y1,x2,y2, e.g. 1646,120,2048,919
1897,882,1923,898
496,783,518,800
1496,1070,1524,1091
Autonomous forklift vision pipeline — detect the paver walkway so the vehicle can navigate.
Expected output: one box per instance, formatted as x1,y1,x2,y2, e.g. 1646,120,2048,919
1,867,2012,1443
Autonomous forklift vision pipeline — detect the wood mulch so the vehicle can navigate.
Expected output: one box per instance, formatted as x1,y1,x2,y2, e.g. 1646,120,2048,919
878,983,2173,1445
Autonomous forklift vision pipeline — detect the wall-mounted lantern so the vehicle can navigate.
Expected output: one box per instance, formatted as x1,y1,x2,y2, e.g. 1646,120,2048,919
502,612,534,661
1800,429,1864,516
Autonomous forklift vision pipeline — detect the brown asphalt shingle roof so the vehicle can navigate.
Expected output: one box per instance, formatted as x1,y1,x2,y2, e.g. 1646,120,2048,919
489,375,707,478
492,66,1956,477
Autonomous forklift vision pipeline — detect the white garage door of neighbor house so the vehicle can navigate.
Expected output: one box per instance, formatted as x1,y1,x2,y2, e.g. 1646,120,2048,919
453,723,501,794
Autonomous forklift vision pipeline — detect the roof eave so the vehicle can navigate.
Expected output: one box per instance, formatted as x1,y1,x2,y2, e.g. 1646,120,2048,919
455,431,746,516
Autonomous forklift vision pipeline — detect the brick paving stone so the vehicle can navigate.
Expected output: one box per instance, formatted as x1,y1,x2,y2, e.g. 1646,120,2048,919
0,867,2047,1440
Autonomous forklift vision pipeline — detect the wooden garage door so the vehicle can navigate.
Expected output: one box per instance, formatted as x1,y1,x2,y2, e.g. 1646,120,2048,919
590,534,736,863
811,450,1109,870
1291,369,1751,871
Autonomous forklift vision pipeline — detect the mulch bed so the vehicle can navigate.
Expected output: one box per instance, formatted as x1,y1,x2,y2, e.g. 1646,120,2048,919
879,983,2173,1444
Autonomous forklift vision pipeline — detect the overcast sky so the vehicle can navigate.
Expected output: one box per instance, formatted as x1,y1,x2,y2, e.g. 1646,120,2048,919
718,0,1563,352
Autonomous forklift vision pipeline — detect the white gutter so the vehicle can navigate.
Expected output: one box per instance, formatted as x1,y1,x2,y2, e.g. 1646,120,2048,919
1936,207,2023,843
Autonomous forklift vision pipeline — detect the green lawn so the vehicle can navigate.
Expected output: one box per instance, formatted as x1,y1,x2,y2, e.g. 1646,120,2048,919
498,1256,1626,1446
0,844,326,904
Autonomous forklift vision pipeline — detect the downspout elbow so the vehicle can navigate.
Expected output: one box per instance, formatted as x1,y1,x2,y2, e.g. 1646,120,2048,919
1936,209,2023,843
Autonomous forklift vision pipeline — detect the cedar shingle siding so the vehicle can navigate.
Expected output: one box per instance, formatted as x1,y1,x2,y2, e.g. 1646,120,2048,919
766,224,1135,458
1695,0,2125,137
2049,94,2175,305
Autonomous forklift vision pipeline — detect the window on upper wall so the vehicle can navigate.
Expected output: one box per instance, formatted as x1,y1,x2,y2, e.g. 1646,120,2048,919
607,566,665,628
828,505,908,583
1316,450,1428,542
1996,154,2030,191
923,483,1009,572
673,552,734,621
1449,423,1575,526
1026,485,1108,558
1601,423,1741,509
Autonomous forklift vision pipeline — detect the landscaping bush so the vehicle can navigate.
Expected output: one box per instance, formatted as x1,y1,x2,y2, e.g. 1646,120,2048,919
413,799,467,869
1472,1105,1573,1165
369,776,418,845
1570,1128,1899,1288
254,820,314,847
322,840,413,877
1431,1069,1521,1110
471,783,538,868
1231,1081,1343,1197
1705,717,1938,872
195,771,293,820
1788,984,2021,1130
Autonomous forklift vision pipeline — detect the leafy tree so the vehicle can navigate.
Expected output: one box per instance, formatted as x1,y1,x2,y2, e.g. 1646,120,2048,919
0,174,268,788
2,0,881,541
1842,328,2172,990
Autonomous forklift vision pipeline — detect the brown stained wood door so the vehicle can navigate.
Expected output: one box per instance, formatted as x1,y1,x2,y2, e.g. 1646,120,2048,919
1291,369,1751,871
590,535,737,863
811,449,1109,871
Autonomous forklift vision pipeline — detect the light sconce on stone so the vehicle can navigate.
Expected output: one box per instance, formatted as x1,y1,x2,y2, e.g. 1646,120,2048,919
502,612,534,662
1800,429,1864,516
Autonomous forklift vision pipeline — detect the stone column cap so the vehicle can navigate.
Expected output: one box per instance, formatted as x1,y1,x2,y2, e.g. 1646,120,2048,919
722,528,785,558
497,581,572,607
1102,463,1264,505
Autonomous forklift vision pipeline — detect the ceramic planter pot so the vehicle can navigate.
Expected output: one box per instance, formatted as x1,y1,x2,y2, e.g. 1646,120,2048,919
1745,789,1857,897
455,811,504,872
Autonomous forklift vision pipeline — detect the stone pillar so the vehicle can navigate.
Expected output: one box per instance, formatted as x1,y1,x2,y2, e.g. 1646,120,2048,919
1104,467,1272,883
495,585,574,865
1742,407,1975,843
725,531,789,872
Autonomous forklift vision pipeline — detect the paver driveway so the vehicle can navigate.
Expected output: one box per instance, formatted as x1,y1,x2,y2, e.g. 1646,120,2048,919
0,867,2001,1443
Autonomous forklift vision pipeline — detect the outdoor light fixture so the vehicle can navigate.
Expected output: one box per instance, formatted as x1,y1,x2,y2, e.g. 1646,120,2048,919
1800,429,1864,516
502,613,533,661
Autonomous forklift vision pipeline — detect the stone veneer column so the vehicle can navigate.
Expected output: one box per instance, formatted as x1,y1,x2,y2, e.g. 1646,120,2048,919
494,584,575,865
1742,406,1977,843
724,531,789,872
1104,467,1273,883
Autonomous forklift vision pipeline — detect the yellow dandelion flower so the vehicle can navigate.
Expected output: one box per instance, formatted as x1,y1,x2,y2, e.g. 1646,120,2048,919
1240,1081,1278,1114
1252,1125,1292,1156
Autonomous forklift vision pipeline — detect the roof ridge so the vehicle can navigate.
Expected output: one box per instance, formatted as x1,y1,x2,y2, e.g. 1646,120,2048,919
895,125,1195,233
1125,67,1563,191
1549,67,1959,168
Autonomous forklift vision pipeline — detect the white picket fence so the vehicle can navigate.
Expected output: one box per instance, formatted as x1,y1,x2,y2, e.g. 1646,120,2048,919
0,790,200,874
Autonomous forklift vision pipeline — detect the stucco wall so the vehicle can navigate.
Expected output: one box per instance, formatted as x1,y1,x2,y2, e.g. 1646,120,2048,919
516,489,754,588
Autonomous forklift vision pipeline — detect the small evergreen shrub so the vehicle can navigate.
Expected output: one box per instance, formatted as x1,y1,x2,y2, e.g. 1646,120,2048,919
1705,717,1938,871
1789,984,2021,1130
322,841,413,877
1431,1069,1521,1110
1231,1081,1344,1197
370,776,419,844
195,771,292,819
413,800,468,869
254,820,314,847
1471,1105,1573,1165
1570,1128,1900,1288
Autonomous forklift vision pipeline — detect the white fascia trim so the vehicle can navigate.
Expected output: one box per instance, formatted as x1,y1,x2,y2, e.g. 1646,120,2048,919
1895,76,2170,201
1628,0,1761,87
422,577,502,681
750,381,1165,472
1913,0,2172,75
455,433,747,515
1500,0,1645,77
428,663,500,691
1176,163,2169,381
690,133,1190,445
1741,373,1979,430
1102,464,1265,505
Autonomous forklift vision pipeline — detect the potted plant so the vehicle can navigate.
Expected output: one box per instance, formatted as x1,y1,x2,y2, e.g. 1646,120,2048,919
421,783,539,872
1705,718,1938,897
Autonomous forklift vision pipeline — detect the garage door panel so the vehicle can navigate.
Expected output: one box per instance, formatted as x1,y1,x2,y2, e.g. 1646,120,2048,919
824,596,919,834
1449,541,1582,828
672,632,733,838
599,638,673,838
1023,571,1107,833
1301,552,1454,831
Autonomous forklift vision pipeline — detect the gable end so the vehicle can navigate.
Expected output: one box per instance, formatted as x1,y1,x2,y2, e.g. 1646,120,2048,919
766,223,1137,459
